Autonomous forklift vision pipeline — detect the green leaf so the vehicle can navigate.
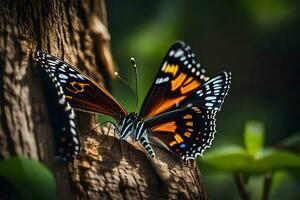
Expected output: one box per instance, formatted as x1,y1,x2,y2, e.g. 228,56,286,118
197,146,249,173
245,149,300,173
0,156,56,200
244,121,265,157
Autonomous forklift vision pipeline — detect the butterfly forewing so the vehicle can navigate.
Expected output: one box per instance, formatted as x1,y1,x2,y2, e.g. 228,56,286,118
179,71,231,111
139,41,207,119
35,51,128,120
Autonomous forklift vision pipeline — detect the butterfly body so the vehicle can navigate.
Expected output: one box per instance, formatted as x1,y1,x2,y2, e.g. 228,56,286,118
34,41,231,162
117,113,155,157
117,112,136,139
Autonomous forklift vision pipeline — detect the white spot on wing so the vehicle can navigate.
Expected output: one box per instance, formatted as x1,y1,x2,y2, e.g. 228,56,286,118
59,73,68,79
205,102,213,107
58,97,65,105
169,50,175,56
174,49,184,58
77,74,85,80
69,68,75,72
70,128,77,136
205,96,216,100
180,56,186,61
59,68,66,72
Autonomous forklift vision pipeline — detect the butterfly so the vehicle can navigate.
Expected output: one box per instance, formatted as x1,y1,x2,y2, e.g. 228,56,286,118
34,41,231,162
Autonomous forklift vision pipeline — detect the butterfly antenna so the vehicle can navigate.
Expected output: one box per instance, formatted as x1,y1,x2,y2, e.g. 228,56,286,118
114,71,137,101
130,57,139,112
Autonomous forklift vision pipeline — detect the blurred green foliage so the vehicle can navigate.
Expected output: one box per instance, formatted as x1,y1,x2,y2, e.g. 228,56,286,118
0,156,56,200
244,121,265,157
198,121,300,199
198,121,300,172
242,0,295,27
106,0,300,199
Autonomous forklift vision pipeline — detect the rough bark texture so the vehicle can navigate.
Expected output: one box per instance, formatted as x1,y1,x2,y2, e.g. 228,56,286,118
0,0,208,199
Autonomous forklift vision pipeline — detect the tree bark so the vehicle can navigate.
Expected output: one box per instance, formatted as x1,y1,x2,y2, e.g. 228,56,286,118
0,0,208,199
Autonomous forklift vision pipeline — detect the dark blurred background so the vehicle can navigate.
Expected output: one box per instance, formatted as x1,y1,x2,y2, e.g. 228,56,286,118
106,0,300,199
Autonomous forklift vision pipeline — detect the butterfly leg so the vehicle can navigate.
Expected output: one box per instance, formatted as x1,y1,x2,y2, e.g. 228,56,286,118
139,136,155,158
108,123,118,150
84,121,106,136
98,121,116,145
99,121,111,134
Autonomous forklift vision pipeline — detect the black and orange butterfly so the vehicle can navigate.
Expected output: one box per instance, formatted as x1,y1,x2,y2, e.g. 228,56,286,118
34,41,231,162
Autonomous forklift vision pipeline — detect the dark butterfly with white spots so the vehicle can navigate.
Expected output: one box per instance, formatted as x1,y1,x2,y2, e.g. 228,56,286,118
34,41,231,162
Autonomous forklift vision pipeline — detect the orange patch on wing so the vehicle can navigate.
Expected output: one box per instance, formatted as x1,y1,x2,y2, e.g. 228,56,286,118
174,134,184,144
188,128,193,132
183,114,192,119
186,121,193,126
192,107,201,112
152,121,176,132
148,95,186,117
184,131,191,137
170,73,200,94
171,73,187,91
184,77,194,85
65,95,73,99
66,82,90,93
164,64,179,77
180,79,201,94
169,141,177,147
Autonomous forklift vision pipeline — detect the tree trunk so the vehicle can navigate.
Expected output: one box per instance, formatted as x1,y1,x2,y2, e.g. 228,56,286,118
0,0,208,199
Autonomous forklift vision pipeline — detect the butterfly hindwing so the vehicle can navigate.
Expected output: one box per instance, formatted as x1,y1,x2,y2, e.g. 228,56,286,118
139,41,207,119
145,106,217,160
35,51,128,120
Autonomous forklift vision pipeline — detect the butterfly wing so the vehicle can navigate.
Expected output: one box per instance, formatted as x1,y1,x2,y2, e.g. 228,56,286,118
34,51,128,120
35,51,128,162
39,60,80,163
145,107,217,161
179,71,231,111
139,41,207,119
145,71,231,160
